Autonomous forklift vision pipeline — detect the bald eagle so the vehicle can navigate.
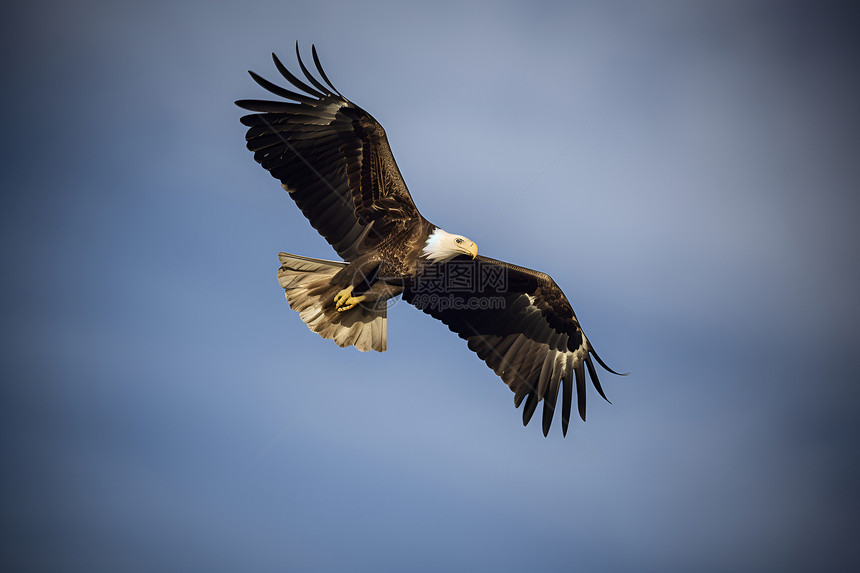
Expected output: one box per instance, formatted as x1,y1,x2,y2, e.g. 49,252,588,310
236,46,624,437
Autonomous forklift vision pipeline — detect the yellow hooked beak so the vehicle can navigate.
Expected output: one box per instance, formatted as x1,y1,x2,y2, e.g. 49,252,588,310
468,242,479,259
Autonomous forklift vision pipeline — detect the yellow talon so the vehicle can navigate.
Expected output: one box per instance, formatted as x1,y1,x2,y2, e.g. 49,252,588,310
333,286,353,307
337,295,366,312
334,286,366,311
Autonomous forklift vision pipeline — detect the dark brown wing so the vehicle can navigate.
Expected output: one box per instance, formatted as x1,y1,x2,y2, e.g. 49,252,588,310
403,255,623,437
236,45,420,261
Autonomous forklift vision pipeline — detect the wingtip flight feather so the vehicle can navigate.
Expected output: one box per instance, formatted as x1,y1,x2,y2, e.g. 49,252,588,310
590,346,629,377
574,362,587,422
295,42,333,97
272,51,327,99
247,70,318,105
561,369,573,436
522,393,538,427
585,356,612,404
541,401,553,437
311,44,343,97
541,377,560,437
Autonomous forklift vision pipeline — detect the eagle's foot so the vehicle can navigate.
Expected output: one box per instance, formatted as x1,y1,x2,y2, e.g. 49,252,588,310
337,294,366,312
333,286,353,308
334,286,366,311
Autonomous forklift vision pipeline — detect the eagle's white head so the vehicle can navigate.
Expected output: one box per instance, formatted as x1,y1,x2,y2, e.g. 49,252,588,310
421,228,479,263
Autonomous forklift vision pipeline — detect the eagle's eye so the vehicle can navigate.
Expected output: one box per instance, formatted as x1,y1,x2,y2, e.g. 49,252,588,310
455,238,464,244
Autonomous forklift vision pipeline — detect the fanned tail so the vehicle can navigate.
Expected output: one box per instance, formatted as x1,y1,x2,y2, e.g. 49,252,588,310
277,253,387,352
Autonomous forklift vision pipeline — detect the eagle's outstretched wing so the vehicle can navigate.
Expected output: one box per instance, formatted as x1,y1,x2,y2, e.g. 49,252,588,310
236,45,419,261
403,255,623,436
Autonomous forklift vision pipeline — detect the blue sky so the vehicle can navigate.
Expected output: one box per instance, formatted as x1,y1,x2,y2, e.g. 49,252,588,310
2,1,859,571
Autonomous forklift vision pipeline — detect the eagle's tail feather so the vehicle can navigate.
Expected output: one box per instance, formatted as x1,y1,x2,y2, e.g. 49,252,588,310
276,252,387,352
